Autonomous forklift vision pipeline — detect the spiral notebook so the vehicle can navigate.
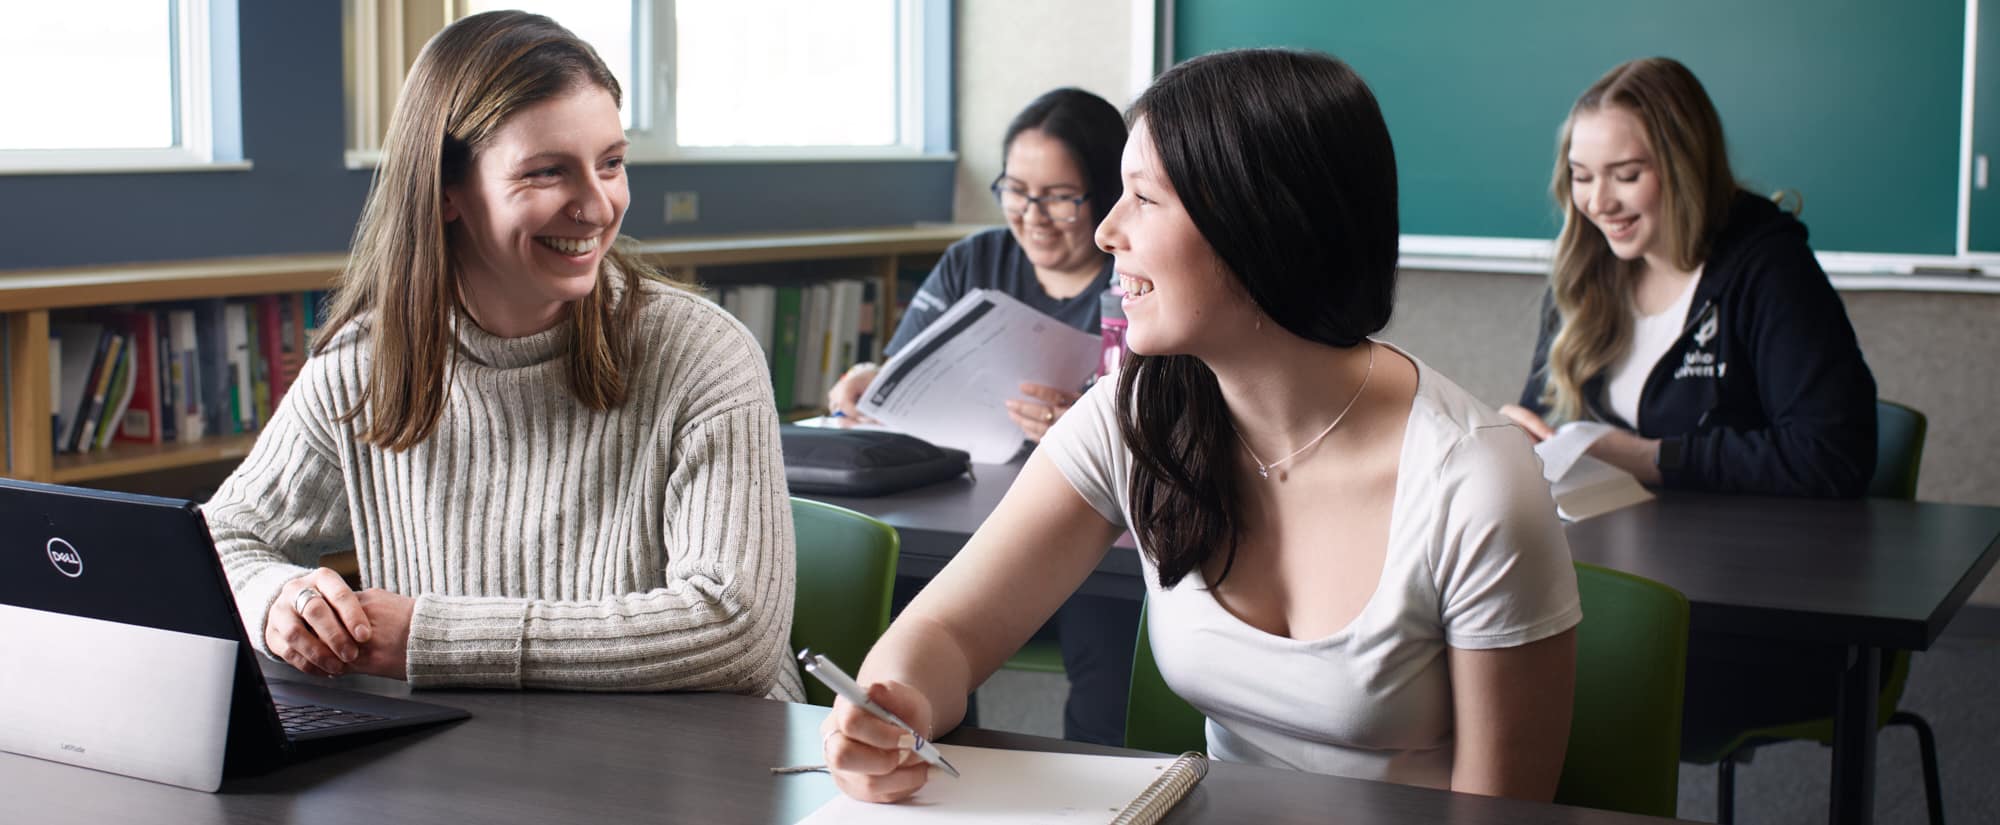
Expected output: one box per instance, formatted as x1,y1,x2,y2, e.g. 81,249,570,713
795,744,1208,824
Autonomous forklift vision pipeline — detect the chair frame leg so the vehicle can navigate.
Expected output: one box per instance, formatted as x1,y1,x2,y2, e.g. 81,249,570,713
1717,752,1737,825
1889,711,1944,825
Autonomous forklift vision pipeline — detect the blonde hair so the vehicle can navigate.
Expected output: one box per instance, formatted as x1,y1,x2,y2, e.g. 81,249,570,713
318,11,680,451
1541,57,1737,422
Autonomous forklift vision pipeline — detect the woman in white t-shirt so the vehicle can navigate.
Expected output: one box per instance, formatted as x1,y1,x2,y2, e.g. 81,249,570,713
822,48,1581,803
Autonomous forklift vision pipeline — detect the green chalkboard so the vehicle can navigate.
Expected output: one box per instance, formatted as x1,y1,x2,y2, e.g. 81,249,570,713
1174,0,1965,255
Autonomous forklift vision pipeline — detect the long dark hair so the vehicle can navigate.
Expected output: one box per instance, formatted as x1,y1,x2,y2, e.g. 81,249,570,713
1116,49,1399,588
1001,87,1128,233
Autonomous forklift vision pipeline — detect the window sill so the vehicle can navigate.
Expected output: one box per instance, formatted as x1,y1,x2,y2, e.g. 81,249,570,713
0,159,254,177
344,149,957,169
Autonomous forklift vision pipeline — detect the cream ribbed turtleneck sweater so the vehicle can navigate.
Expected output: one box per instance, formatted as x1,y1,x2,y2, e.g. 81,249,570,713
207,277,802,701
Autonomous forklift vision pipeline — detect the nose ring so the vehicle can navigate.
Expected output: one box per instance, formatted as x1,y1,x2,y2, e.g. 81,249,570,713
573,208,584,223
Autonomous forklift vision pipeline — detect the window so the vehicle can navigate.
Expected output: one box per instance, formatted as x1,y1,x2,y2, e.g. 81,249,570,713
347,0,933,165
0,0,240,173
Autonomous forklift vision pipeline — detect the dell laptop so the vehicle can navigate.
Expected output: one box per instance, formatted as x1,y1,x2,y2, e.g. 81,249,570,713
0,477,468,791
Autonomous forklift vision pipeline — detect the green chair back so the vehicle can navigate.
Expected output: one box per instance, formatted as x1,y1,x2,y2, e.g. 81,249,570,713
788,498,899,707
1123,564,1691,818
1122,599,1207,755
1555,563,1690,817
1868,400,1927,500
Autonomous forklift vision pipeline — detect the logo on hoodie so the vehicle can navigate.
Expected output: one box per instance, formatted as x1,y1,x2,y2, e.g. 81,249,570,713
1675,308,1727,380
1692,313,1719,348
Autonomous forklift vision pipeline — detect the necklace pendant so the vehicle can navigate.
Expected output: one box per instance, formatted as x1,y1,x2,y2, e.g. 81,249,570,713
1257,465,1270,479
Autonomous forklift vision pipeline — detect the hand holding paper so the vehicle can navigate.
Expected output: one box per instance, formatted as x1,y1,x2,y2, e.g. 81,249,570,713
857,290,1098,463
1533,421,1655,520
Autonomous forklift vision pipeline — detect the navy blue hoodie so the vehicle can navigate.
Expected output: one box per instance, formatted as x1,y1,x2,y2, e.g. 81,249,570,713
1519,191,1877,497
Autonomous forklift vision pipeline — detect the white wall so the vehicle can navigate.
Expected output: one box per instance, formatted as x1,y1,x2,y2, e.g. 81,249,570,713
952,0,1151,223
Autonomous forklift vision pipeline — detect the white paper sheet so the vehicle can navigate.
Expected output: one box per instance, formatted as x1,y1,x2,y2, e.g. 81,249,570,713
1533,421,1617,482
1532,421,1654,520
794,744,1186,824
857,290,1099,464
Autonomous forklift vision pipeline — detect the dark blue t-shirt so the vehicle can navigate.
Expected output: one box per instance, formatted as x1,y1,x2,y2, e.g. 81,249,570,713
884,228,1115,357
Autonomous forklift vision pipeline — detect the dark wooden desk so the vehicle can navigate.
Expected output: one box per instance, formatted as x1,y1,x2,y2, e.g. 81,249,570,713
1565,494,2000,825
810,467,2000,825
0,674,1693,824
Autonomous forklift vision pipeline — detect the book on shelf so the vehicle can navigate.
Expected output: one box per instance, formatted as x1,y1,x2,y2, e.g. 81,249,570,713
167,308,206,442
714,279,881,413
50,321,106,453
35,291,321,460
274,293,307,404
155,310,177,444
768,287,804,411
193,299,232,439
223,302,253,434
104,309,163,446
793,284,829,409
90,336,135,452
72,332,125,454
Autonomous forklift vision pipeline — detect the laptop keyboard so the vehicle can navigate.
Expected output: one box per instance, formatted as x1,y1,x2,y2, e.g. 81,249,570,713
275,701,387,735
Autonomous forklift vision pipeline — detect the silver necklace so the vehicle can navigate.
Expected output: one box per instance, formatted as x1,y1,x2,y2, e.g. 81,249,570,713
1231,341,1376,480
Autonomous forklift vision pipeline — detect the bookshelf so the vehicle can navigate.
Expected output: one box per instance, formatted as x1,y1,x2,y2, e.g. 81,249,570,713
1,223,983,486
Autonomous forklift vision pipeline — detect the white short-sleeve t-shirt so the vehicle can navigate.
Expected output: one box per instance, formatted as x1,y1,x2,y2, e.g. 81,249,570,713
1041,342,1581,790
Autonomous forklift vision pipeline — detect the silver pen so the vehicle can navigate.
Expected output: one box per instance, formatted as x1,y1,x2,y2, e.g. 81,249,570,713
799,649,962,779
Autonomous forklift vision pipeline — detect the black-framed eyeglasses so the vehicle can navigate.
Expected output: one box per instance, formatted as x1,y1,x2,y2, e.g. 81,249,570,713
990,181,1090,223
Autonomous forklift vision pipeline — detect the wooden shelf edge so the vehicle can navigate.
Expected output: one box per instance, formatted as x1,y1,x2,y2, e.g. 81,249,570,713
49,434,260,484
630,224,990,268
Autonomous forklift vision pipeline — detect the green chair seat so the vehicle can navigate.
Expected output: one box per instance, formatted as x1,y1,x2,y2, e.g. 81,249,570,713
1003,639,1067,674
788,497,899,707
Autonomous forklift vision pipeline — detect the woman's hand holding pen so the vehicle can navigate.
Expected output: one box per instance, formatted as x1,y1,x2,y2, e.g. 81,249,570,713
1006,382,1080,442
269,568,414,680
823,679,938,803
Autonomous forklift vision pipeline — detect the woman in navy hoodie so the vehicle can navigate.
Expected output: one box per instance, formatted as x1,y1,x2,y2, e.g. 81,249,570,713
1501,57,1876,497
1503,55,1881,759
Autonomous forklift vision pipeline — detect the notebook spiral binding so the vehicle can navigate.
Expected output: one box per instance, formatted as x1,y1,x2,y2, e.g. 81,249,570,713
1109,751,1209,825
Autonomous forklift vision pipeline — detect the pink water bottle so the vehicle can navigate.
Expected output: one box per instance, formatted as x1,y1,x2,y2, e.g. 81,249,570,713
1099,284,1128,378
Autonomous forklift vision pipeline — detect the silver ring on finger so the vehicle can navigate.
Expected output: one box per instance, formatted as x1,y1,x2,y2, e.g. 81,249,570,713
293,587,323,616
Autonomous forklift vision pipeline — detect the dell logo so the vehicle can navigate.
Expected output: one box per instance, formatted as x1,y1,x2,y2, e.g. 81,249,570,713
46,537,82,578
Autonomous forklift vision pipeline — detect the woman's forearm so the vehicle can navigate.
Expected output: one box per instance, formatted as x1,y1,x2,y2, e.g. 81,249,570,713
856,612,980,736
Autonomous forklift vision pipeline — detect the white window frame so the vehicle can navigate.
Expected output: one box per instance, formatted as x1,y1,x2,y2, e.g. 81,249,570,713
345,0,935,167
0,0,245,175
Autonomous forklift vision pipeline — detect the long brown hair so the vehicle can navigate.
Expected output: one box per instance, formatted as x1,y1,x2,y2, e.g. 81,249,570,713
1117,50,1398,588
319,10,672,451
1541,57,1736,422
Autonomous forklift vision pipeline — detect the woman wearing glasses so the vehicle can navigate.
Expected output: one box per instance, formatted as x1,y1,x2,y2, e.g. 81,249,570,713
826,87,1137,749
825,87,1125,444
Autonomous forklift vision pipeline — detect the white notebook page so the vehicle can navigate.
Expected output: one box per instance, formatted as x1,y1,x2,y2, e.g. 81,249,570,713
796,743,1187,824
